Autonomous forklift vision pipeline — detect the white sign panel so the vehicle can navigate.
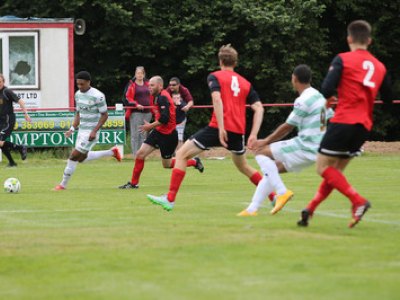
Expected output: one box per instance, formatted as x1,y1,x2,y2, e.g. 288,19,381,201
14,91,41,108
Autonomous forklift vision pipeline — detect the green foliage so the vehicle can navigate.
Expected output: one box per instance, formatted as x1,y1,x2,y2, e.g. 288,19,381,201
1,0,399,139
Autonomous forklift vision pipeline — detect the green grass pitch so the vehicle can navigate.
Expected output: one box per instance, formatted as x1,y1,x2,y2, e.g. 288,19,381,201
0,153,399,299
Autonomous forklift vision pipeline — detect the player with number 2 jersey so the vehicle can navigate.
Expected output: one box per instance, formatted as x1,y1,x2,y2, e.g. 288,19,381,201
322,48,388,131
298,20,393,229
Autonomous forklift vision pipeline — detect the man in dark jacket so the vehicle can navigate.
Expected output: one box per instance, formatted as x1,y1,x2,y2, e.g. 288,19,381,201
0,74,30,167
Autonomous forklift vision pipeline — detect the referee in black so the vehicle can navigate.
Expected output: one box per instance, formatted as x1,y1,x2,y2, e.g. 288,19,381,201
0,74,31,167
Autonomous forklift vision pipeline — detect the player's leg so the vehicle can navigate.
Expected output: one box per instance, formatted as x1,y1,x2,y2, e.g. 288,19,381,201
304,157,350,213
238,175,274,216
256,141,300,214
2,147,17,167
55,130,92,190
1,141,27,159
170,157,204,172
163,130,203,171
0,118,27,165
318,154,370,227
128,143,155,188
0,138,16,167
147,126,216,210
255,154,293,215
170,156,204,173
227,131,262,185
120,129,158,189
147,140,202,211
231,153,262,185
54,148,87,190
84,146,121,162
298,156,354,226
160,130,179,169
315,123,370,227
168,140,203,198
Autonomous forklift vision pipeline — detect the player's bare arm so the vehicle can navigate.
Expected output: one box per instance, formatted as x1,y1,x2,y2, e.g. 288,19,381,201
247,101,264,149
65,112,81,138
254,123,294,152
140,120,161,133
211,91,228,148
17,99,31,122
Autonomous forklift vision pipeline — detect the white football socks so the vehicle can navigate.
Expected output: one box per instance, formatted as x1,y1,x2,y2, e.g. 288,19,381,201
247,175,274,212
60,159,78,187
84,149,113,162
255,155,287,195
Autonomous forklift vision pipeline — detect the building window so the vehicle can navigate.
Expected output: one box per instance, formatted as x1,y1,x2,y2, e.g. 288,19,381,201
0,31,39,89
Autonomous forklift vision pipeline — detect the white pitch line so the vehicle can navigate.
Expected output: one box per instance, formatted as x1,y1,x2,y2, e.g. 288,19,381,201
0,207,134,214
1,204,399,226
241,202,400,226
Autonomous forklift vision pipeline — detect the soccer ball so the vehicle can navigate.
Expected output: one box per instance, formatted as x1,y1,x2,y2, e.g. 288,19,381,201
4,178,21,193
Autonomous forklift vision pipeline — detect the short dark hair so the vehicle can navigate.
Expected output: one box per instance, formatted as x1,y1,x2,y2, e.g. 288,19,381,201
75,71,91,81
347,20,371,44
293,64,312,84
218,44,238,67
169,77,180,84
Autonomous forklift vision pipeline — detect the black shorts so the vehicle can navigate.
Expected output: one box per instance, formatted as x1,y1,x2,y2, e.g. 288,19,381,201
144,129,178,159
319,123,369,158
0,115,15,142
190,126,246,155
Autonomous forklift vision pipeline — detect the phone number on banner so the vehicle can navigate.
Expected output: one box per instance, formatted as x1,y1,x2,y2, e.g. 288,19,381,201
14,111,125,132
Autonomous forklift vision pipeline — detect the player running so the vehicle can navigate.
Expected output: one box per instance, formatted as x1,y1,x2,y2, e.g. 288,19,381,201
118,76,204,190
298,20,393,228
238,64,332,216
54,71,121,190
147,44,264,211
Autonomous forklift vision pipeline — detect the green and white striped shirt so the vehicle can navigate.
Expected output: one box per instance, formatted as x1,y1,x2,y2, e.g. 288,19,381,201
75,87,107,131
286,87,333,154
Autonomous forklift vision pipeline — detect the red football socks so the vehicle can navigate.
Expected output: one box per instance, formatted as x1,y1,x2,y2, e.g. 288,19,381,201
321,166,366,205
306,180,333,213
250,172,262,186
170,158,196,168
131,158,145,185
268,192,277,202
167,168,186,202
186,159,197,167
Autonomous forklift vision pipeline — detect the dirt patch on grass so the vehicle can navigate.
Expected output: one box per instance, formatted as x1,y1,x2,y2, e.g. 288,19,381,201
201,142,400,156
362,141,400,154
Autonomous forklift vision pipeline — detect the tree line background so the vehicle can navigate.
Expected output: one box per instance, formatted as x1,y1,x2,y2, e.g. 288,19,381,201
2,0,399,140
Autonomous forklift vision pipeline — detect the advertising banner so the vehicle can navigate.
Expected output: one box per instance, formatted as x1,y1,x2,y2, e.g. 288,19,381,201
9,110,125,147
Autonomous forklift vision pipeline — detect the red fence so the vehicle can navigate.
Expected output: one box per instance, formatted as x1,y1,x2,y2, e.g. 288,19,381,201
17,100,400,112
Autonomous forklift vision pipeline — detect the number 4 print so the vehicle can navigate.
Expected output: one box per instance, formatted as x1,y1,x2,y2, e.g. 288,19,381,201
363,60,376,88
231,76,240,96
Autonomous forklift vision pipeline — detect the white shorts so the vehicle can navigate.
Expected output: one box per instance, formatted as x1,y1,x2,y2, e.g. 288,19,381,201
270,139,317,172
176,118,187,142
75,130,99,153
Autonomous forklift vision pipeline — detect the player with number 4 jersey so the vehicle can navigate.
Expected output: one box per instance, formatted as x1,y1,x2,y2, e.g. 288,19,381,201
207,70,255,134
298,20,393,228
147,44,264,211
